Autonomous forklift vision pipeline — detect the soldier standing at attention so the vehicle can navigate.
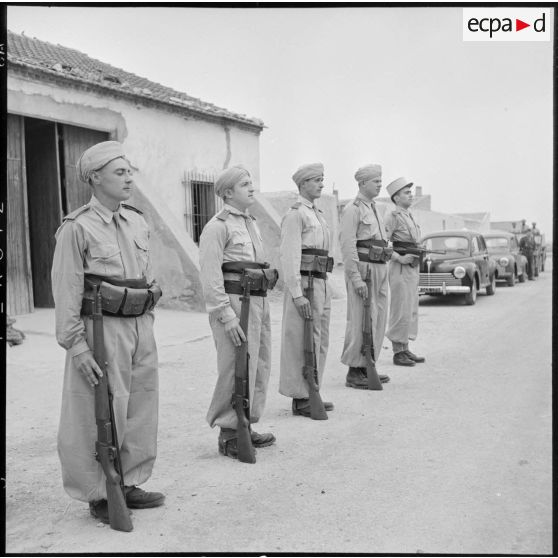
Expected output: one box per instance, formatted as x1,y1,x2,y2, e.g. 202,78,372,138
199,166,277,459
339,164,391,389
51,141,165,525
279,163,335,418
385,177,425,367
519,228,536,280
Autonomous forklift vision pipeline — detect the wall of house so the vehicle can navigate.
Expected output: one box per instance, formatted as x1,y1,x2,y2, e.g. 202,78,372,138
8,72,262,311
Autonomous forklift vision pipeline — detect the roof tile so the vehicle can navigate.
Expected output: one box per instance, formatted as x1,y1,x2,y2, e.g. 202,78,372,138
7,30,264,129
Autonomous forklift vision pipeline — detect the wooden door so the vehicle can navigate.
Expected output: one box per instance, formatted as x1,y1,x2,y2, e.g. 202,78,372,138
60,124,109,212
24,118,63,308
6,114,34,315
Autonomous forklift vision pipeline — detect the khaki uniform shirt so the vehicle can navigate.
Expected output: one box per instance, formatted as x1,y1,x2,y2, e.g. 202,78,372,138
51,195,152,358
339,193,387,288
280,195,330,299
385,206,421,244
199,203,264,324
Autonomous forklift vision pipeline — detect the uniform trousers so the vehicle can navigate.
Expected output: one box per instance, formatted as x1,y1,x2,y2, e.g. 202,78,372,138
279,277,331,399
341,261,388,365
206,294,271,429
387,260,419,352
58,312,158,503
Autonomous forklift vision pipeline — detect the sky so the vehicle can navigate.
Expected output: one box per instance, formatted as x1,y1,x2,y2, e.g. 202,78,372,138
7,5,554,234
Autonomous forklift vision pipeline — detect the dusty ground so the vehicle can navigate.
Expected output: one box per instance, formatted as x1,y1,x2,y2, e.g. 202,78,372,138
5,261,553,554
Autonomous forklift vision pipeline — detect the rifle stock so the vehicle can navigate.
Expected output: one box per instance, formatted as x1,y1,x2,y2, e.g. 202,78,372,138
302,274,328,420
92,291,133,532
232,275,256,463
362,267,383,391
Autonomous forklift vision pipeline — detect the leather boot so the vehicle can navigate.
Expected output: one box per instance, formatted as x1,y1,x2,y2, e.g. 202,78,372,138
405,350,425,363
345,367,369,389
292,398,334,417
360,366,391,383
393,351,416,366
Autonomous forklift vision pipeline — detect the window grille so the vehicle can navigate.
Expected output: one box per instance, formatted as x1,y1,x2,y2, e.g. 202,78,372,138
183,170,223,244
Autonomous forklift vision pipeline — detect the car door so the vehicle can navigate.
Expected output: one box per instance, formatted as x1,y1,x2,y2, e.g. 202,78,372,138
472,235,489,286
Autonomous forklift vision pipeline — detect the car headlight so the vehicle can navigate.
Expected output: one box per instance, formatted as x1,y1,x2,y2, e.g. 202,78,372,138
453,266,466,279
499,257,509,266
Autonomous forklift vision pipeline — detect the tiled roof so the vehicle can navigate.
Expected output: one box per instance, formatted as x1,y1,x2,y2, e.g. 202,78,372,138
7,30,264,129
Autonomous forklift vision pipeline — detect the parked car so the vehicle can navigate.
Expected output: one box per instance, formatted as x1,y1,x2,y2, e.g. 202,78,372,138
418,230,496,305
484,230,527,286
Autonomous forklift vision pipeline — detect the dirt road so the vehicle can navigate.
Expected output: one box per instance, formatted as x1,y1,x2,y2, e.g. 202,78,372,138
5,261,552,554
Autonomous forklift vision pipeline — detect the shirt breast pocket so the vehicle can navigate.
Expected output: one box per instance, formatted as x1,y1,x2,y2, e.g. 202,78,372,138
89,243,122,276
134,237,149,271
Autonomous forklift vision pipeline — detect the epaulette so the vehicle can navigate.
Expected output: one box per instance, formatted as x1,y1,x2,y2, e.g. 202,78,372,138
289,202,302,210
216,208,231,221
352,198,363,207
121,203,143,215
62,204,91,222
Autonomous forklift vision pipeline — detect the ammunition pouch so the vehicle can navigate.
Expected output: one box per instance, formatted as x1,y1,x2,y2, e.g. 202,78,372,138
82,274,160,317
222,261,278,297
356,239,393,264
300,248,334,280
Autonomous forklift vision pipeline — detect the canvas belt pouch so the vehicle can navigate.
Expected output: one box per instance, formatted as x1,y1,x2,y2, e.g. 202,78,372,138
356,239,393,263
300,248,334,274
222,261,278,296
82,275,158,316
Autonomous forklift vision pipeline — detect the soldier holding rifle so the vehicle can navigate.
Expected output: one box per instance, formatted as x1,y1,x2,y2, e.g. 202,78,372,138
279,163,334,419
199,166,277,462
385,177,425,367
51,141,164,529
339,164,391,389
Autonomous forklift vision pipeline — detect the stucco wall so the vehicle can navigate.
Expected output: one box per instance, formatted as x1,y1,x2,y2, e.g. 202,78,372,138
259,190,342,269
8,72,261,310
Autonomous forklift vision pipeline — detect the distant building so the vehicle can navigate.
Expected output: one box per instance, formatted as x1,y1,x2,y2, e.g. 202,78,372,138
454,212,491,233
7,30,266,315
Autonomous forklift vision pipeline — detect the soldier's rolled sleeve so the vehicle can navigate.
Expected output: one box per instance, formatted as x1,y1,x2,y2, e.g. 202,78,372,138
51,222,90,358
280,211,304,299
199,221,237,323
339,205,366,289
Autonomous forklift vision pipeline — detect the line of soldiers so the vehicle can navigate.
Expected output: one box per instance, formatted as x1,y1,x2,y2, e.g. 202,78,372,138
51,141,426,529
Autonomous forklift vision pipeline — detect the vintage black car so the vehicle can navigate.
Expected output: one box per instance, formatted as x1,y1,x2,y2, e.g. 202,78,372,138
418,230,496,305
484,230,527,286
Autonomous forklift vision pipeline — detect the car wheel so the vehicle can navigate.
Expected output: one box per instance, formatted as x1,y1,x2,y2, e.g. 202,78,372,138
518,270,526,283
506,273,516,287
464,281,477,305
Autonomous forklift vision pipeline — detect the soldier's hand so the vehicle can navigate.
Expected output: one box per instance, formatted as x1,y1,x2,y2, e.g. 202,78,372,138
355,284,368,299
225,317,246,347
293,296,312,319
73,350,103,388
398,253,417,265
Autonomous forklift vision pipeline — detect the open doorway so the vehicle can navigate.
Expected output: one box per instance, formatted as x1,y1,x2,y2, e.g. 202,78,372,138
7,114,109,312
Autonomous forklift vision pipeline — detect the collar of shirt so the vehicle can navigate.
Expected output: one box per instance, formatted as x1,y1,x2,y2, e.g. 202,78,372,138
298,195,318,211
223,203,255,220
89,195,127,224
394,206,411,216
355,192,375,209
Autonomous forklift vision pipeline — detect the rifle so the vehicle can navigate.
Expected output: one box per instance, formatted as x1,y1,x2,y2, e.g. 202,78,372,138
92,290,133,532
362,267,383,391
232,272,257,464
302,274,328,420
393,241,446,258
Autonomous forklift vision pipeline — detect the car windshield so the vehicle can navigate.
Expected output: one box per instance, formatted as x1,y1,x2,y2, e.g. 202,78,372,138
423,236,470,257
485,237,509,250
